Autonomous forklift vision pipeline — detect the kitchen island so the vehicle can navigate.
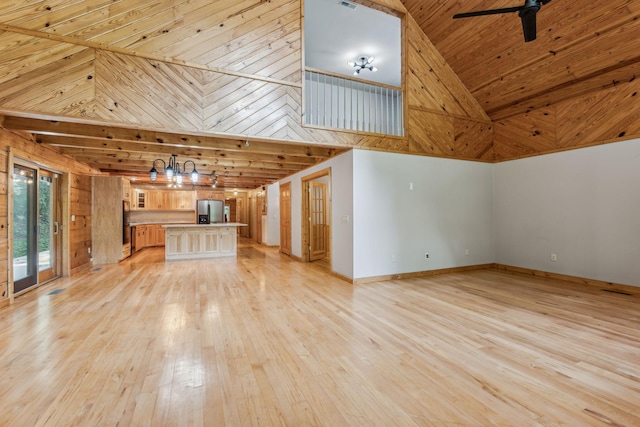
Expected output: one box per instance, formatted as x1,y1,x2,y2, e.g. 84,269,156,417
163,223,247,260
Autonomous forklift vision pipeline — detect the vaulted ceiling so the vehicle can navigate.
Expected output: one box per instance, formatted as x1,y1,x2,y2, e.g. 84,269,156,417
403,0,640,122
1,0,639,188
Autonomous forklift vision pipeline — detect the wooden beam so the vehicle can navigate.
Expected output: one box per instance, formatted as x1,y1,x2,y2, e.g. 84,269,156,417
2,116,341,158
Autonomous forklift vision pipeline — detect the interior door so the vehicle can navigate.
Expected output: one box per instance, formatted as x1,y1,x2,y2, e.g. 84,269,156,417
38,170,60,283
279,182,291,255
12,164,38,293
309,181,327,261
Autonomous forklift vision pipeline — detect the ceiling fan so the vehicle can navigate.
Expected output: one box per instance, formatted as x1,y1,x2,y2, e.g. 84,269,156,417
453,0,551,42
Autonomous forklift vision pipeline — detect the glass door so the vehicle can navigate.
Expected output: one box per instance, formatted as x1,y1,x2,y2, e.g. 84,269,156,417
38,170,59,283
13,165,38,293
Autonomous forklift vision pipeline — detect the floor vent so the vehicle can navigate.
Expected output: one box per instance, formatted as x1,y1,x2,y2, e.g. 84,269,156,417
48,289,64,295
92,267,102,272
601,289,633,296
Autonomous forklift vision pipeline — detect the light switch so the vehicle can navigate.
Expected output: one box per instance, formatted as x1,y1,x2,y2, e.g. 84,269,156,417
71,215,76,221
342,215,350,223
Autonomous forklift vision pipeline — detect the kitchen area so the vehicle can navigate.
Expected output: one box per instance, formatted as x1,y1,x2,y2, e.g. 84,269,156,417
92,177,249,264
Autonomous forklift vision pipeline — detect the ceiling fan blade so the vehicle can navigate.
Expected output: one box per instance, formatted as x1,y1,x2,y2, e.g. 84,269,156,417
519,8,538,42
453,6,522,19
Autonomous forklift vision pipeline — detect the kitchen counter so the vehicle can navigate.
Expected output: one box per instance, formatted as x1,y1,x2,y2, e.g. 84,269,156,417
163,223,247,260
162,223,247,228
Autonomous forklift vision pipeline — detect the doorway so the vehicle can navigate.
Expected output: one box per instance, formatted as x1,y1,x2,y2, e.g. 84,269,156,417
12,163,61,295
301,168,331,265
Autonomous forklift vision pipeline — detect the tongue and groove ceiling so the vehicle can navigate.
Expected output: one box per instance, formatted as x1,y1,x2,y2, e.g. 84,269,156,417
1,0,639,188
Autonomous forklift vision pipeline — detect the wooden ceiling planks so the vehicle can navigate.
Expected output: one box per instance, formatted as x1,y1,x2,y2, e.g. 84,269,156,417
403,0,640,159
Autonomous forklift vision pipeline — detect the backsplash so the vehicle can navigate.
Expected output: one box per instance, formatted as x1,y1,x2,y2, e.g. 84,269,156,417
129,210,195,224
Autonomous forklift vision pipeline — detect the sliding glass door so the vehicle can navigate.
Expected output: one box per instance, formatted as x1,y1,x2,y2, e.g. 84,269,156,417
38,170,59,283
13,165,38,293
12,164,60,294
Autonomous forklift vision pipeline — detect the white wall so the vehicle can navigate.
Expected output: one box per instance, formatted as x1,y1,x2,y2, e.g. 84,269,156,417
494,138,640,287
264,182,280,246
352,150,494,279
280,150,354,279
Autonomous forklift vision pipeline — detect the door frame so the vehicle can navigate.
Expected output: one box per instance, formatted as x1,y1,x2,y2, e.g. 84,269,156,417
301,167,331,264
8,151,65,301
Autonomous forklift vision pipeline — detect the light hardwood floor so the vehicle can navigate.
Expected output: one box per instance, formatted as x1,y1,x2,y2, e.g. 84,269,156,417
1,239,639,426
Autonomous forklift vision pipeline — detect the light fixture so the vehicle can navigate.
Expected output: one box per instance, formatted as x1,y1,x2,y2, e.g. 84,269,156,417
149,154,199,185
348,56,377,76
211,174,218,188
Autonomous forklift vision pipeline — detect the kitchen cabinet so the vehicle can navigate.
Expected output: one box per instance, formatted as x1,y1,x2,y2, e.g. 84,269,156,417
134,225,147,251
195,190,225,201
164,224,244,260
146,191,163,210
170,191,194,210
134,224,166,251
133,190,146,210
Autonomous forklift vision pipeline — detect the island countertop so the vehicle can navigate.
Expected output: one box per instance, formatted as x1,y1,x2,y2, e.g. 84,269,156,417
162,223,247,228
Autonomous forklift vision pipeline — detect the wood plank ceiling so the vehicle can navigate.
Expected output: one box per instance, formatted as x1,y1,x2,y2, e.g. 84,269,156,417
402,0,640,122
0,0,344,189
1,0,640,186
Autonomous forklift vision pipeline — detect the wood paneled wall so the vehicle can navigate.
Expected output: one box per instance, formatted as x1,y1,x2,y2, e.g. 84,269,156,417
70,174,92,272
493,76,640,160
0,0,493,161
0,128,98,303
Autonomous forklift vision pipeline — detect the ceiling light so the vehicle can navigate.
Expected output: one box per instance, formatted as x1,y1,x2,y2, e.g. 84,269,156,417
348,56,377,76
149,154,199,184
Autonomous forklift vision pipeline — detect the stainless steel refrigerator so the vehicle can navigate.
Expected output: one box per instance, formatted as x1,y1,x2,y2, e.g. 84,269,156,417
197,200,224,224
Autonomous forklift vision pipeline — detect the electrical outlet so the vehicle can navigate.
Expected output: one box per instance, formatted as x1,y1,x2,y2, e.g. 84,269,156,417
425,253,430,259
551,253,557,262
409,182,414,191
465,249,470,256
391,254,397,263
88,247,91,254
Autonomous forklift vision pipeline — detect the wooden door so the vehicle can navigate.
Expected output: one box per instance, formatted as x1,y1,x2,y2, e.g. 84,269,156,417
309,182,327,261
279,182,291,255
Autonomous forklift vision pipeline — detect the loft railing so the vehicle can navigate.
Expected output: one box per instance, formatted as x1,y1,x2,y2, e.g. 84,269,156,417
304,70,404,137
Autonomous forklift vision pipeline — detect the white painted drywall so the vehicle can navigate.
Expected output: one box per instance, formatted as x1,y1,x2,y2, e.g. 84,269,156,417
352,150,494,279
264,182,280,246
280,150,354,279
494,138,640,286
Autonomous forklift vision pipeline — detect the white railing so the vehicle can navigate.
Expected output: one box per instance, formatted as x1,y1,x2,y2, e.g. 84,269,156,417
304,70,404,136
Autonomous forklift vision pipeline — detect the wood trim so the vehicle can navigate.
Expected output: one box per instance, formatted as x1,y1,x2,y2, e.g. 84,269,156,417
0,24,302,90
61,173,71,277
492,264,639,294
300,167,331,263
491,134,640,163
353,264,495,285
328,270,353,284
304,67,403,91
301,167,332,183
7,148,14,304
